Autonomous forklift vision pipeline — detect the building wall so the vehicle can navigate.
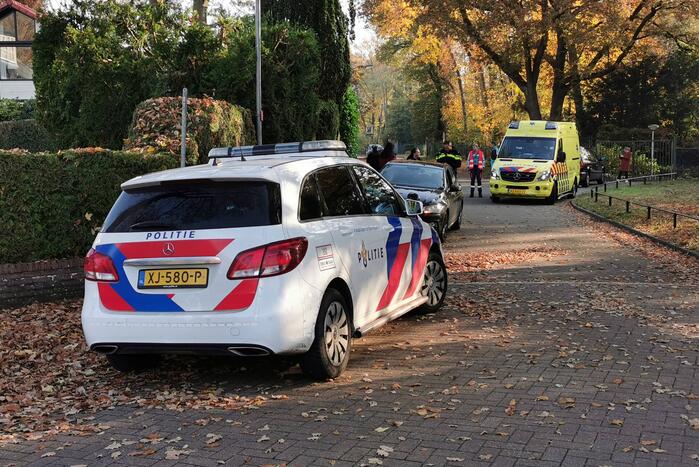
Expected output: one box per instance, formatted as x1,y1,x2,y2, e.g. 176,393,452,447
0,80,35,99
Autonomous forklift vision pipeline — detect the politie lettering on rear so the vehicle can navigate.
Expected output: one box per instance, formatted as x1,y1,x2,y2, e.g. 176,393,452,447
145,231,196,240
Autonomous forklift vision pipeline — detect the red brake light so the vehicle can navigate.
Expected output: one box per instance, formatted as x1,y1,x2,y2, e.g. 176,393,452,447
84,248,119,282
227,247,265,279
227,238,308,279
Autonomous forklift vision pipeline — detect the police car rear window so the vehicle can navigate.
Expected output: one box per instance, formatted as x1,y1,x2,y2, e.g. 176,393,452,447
102,181,281,232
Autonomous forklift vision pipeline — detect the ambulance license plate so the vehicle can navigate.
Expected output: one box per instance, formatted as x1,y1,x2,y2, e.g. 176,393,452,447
507,187,527,193
138,268,208,289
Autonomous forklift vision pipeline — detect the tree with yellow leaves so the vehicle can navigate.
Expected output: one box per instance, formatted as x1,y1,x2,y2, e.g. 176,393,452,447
365,0,698,121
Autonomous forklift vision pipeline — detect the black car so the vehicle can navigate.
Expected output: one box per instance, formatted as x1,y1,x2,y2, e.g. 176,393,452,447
381,160,464,241
580,147,605,187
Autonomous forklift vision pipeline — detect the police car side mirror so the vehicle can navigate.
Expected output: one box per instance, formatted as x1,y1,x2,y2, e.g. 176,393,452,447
449,185,461,193
405,198,424,216
557,151,566,163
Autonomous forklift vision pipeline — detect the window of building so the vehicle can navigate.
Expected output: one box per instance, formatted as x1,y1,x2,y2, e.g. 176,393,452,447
0,10,36,80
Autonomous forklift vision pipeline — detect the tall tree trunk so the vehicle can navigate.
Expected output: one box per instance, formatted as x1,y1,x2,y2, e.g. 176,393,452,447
449,47,468,135
523,79,542,120
568,44,592,136
193,0,208,23
476,63,489,109
549,29,568,121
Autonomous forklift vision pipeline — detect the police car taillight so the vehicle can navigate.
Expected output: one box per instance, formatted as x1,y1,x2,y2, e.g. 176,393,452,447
84,248,119,282
227,238,308,279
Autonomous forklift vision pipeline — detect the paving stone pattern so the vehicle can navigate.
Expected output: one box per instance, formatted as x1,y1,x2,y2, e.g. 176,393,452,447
1,186,697,466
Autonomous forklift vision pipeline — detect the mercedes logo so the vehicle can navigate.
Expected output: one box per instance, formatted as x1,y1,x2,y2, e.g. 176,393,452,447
513,172,521,180
163,242,175,256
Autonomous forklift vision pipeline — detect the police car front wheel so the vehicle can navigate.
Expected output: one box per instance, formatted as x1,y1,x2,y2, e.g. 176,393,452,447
301,288,352,380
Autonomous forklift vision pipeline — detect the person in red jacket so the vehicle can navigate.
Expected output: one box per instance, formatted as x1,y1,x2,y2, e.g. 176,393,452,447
468,143,485,198
618,146,633,179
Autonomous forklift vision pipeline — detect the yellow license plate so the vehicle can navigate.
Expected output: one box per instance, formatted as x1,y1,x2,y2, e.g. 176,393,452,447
138,268,208,289
507,188,527,194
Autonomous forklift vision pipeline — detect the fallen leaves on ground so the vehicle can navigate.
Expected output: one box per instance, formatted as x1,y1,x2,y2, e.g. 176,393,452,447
445,247,566,277
0,300,270,443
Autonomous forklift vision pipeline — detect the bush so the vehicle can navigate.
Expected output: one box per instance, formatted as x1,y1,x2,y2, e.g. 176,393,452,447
124,97,255,164
0,99,36,121
0,119,58,152
339,87,360,157
595,144,670,177
208,20,322,143
0,149,177,263
316,100,340,140
32,1,189,149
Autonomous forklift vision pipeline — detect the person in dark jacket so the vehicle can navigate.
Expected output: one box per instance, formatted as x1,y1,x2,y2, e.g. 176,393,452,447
366,147,382,171
436,141,462,173
378,141,396,170
407,147,422,160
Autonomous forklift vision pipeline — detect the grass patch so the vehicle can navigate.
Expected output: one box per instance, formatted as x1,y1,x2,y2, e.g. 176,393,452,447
576,179,699,252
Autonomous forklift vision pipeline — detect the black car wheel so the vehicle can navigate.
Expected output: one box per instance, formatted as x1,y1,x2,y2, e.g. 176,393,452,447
438,214,448,242
450,202,463,230
582,172,589,187
546,182,558,205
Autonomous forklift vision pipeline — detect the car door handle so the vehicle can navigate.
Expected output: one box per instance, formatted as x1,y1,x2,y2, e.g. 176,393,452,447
340,229,354,236
382,225,395,232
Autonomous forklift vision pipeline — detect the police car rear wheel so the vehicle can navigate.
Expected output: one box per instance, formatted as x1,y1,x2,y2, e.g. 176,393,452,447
419,251,448,313
301,288,351,380
106,354,160,373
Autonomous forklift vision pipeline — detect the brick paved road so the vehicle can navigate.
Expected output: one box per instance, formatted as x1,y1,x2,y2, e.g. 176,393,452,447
2,186,698,467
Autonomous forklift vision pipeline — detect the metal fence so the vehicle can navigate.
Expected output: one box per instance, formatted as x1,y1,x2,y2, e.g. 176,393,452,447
587,173,699,231
676,147,699,172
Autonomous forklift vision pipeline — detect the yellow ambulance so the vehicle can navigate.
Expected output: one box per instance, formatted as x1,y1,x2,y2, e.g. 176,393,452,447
490,120,581,203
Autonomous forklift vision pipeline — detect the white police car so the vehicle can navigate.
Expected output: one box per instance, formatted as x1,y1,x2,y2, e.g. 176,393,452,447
82,140,448,379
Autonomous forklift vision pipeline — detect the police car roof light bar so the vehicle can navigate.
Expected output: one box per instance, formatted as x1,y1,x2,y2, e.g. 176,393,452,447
209,140,347,160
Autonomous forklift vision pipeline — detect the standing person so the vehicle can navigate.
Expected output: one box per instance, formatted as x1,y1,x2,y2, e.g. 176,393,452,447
407,147,422,160
489,141,499,172
467,142,485,198
436,141,462,173
378,141,396,171
366,146,381,171
618,146,633,179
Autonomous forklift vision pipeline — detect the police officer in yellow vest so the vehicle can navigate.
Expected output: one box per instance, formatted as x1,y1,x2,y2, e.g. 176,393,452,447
436,141,462,173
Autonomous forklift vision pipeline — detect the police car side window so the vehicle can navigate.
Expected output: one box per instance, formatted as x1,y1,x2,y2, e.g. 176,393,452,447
352,165,402,216
299,174,323,221
315,166,365,217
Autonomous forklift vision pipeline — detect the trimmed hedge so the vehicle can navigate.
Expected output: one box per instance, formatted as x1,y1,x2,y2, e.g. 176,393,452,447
0,99,36,121
0,119,58,152
0,149,177,263
124,97,255,164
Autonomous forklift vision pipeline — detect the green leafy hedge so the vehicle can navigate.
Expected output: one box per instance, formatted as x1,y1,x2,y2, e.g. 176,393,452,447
0,99,36,121
0,119,58,152
124,97,255,164
0,149,177,263
339,87,360,157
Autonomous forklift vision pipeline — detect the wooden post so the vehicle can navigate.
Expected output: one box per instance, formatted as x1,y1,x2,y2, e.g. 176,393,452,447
626,201,630,213
647,206,651,220
608,196,612,207
673,213,677,229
